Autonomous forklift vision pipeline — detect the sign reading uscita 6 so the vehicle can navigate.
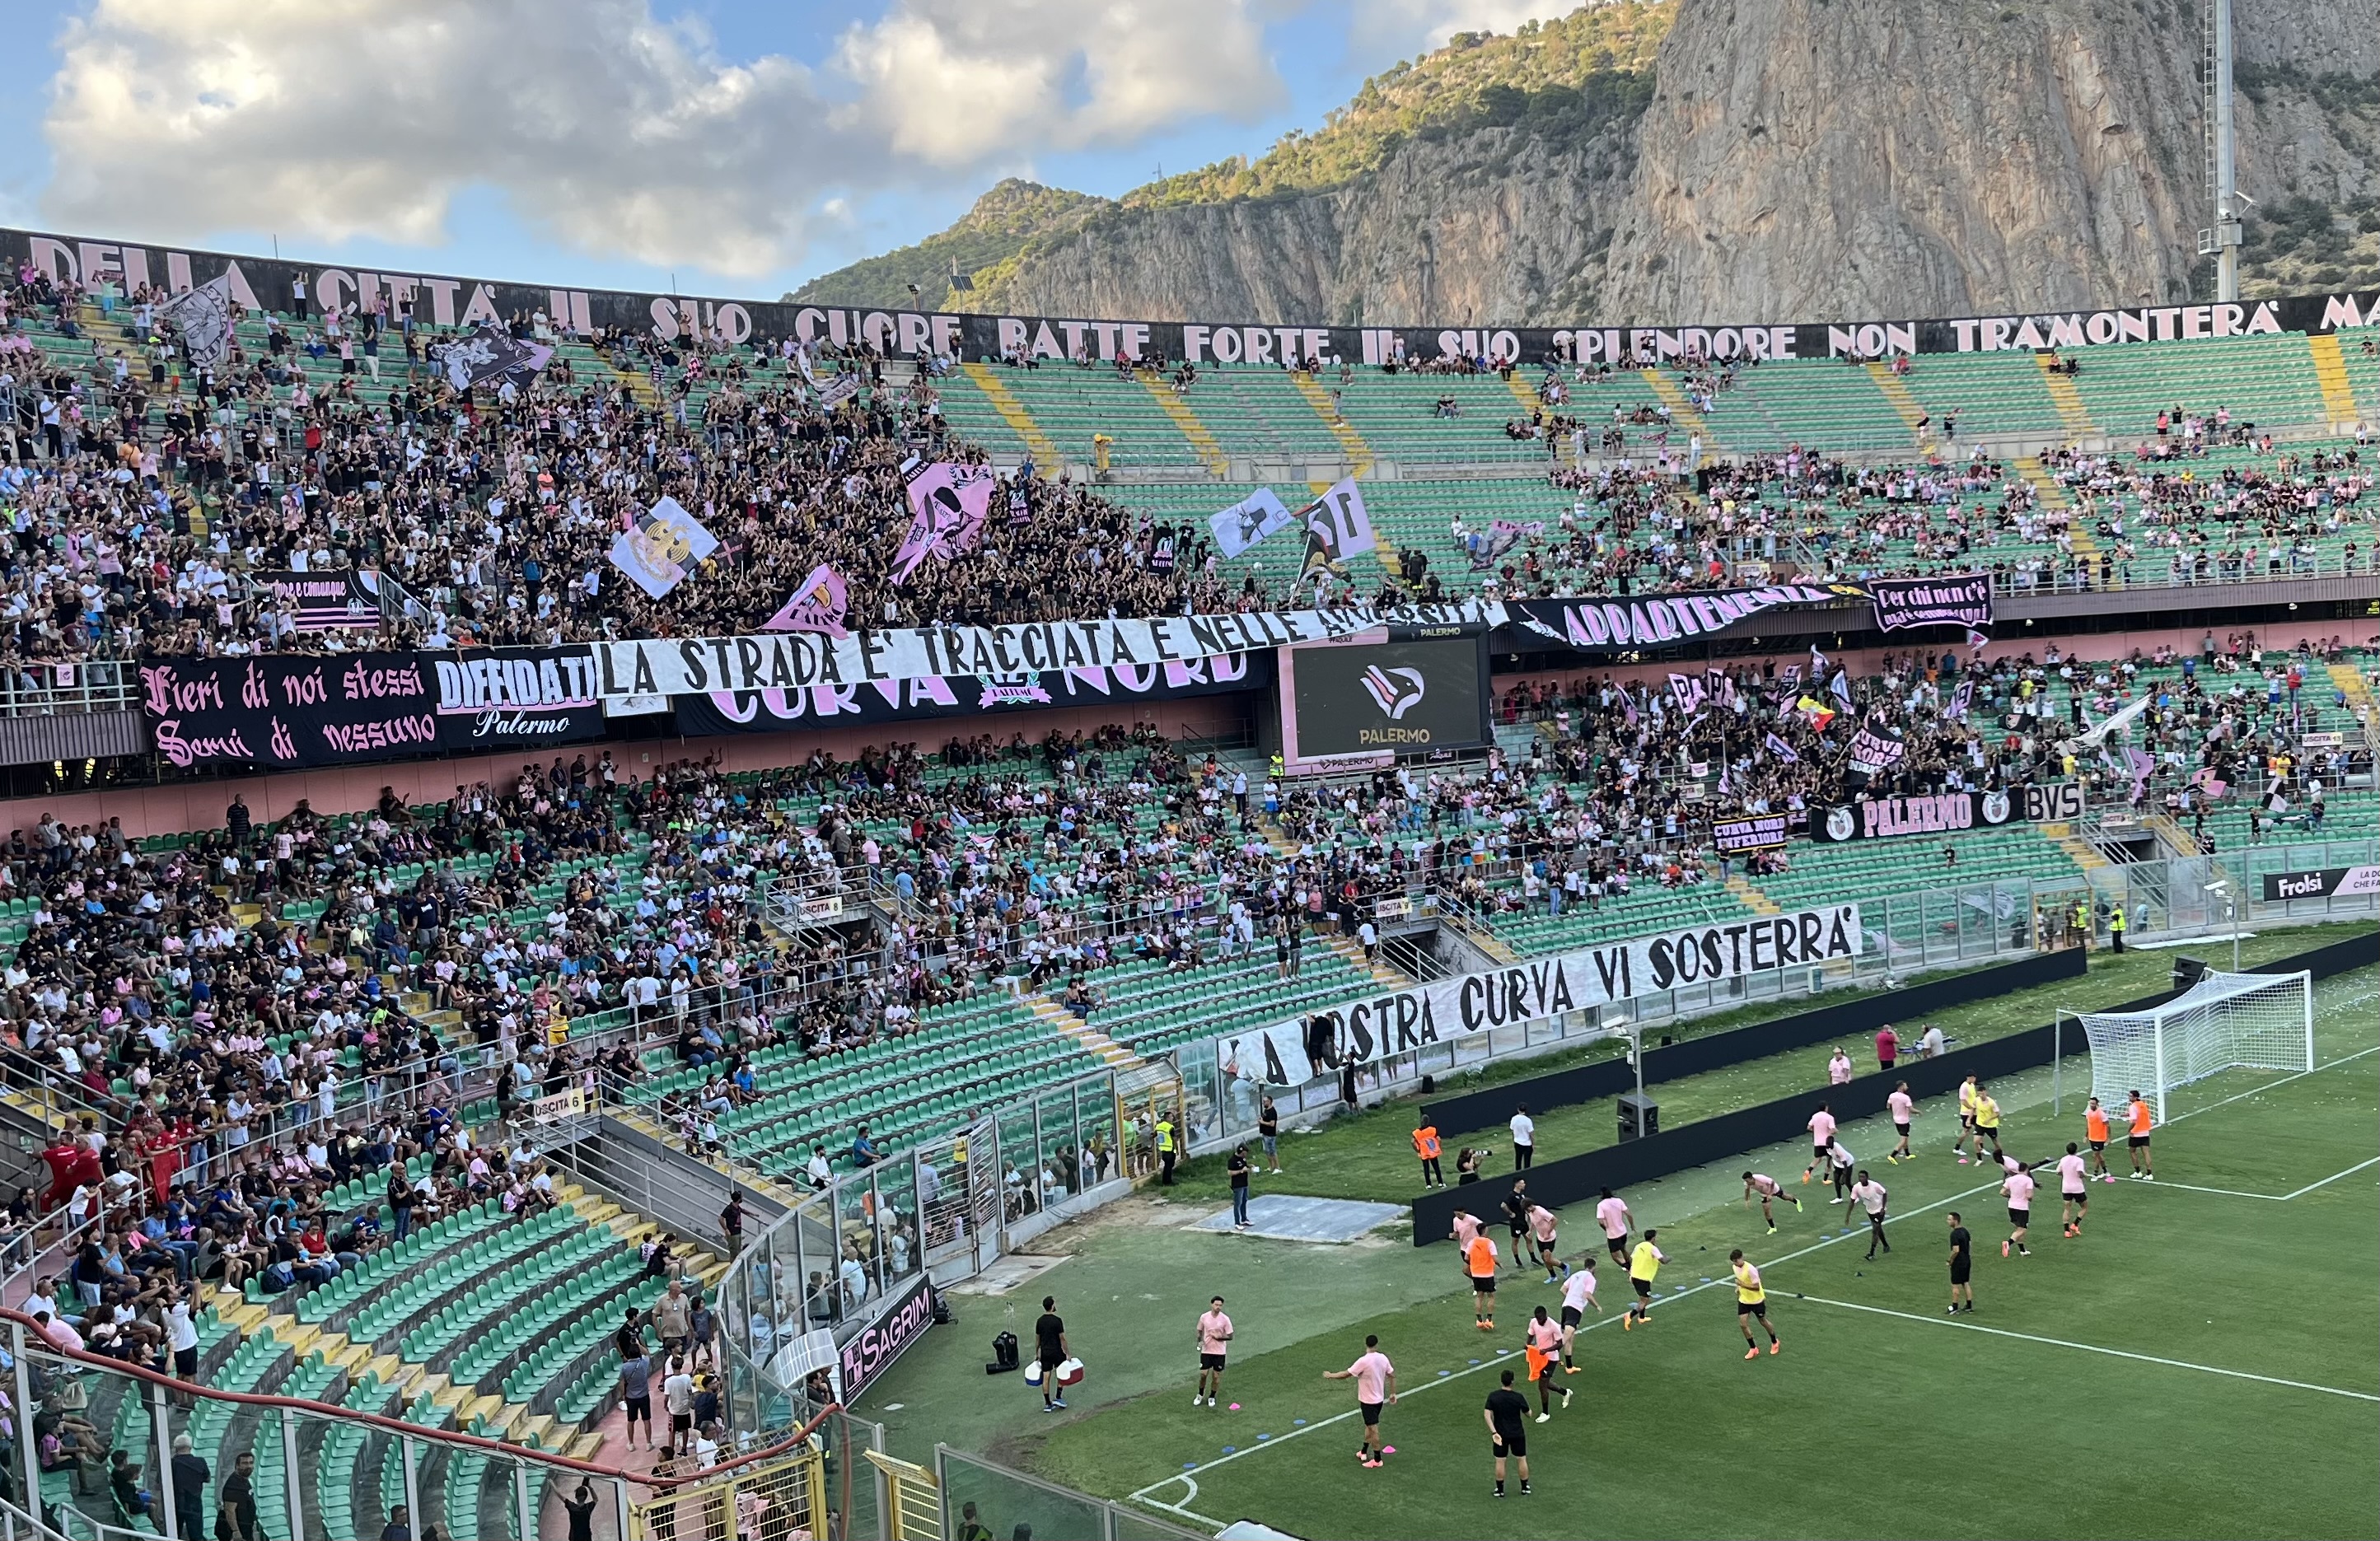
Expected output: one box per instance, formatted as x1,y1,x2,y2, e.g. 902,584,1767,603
1252,904,1861,1081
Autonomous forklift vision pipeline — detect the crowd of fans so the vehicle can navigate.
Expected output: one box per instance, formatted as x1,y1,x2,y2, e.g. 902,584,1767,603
6,262,2375,681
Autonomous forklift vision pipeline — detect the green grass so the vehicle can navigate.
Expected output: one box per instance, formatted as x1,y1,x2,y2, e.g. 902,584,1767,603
1154,925,2371,1208
858,960,2380,1540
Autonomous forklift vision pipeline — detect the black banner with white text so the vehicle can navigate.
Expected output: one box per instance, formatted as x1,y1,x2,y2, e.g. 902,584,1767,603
12,225,2378,372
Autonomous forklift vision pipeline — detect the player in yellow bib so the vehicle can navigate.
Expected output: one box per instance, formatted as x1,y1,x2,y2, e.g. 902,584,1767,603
1622,1230,1667,1331
1955,1075,1980,1162
1729,1249,1779,1358
1970,1081,2004,1163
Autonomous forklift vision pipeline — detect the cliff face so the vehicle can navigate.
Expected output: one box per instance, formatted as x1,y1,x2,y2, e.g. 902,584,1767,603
832,0,2376,325
971,119,1643,325
1597,0,2378,320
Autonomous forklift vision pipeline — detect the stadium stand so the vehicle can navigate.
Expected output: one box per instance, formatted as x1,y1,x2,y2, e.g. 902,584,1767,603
0,233,2373,1539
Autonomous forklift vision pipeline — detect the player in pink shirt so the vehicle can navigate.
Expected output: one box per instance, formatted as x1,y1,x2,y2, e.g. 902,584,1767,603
1452,1208,1482,1252
1594,1188,1633,1265
2000,1163,2036,1257
2056,1142,2091,1238
1194,1296,1233,1408
1827,1048,1853,1085
1802,1104,1837,1183
1740,1171,1802,1234
1324,1334,1396,1467
1523,1306,1571,1421
1527,1202,1564,1283
1886,1082,1915,1162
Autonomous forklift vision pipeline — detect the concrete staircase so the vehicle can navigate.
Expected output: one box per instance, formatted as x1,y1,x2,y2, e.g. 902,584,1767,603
960,362,1063,468
1288,373,1378,482
1723,872,1783,916
2329,661,2378,754
2034,354,2097,437
1638,370,1715,463
2013,455,2101,564
2039,821,2111,874
1319,929,1411,990
1137,373,1230,475
1027,993,1144,1072
2308,334,2362,427
206,1182,724,1463
1864,362,1937,454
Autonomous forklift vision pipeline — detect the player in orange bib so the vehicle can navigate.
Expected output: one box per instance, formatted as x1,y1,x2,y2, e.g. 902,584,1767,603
2125,1090,2155,1179
1466,1231,1501,1330
2083,1097,2114,1183
1523,1306,1572,1422
1414,1119,1444,1188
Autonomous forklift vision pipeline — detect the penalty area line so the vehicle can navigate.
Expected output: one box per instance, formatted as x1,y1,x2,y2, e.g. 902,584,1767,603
1794,1295,2380,1403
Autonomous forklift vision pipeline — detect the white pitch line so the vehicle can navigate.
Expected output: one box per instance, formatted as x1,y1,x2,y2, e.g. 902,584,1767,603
2283,1155,2380,1200
2108,1155,2380,1202
1125,1040,2380,1515
2125,1178,2285,1199
1795,1295,2380,1403
1138,1473,1223,1532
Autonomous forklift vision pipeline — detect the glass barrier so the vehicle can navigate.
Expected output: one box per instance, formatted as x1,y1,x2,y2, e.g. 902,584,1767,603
933,1447,1207,1541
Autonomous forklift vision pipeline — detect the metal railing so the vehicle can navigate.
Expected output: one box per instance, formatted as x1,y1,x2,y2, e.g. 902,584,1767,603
0,662,138,718
0,1306,844,1541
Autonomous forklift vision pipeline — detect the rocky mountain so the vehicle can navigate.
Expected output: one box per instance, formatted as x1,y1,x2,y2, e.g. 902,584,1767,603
785,180,1105,310
798,0,2378,325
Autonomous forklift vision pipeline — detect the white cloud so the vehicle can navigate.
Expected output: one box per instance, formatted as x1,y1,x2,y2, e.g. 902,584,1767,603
40,0,1292,278
838,0,1287,167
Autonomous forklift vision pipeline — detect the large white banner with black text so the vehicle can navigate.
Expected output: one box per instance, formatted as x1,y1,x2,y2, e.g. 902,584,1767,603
1241,904,1862,1082
590,601,1501,697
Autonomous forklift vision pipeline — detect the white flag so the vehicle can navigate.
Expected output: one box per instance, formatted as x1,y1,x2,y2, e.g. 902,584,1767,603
608,494,719,600
157,275,236,368
1306,478,1376,560
1209,488,1294,558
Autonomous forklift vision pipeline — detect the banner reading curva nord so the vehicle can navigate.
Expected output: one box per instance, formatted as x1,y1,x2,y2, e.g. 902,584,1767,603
1243,904,1862,1082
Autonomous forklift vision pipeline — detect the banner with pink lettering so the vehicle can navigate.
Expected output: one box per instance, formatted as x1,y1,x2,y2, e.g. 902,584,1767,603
671,649,1273,736
892,463,998,584
139,649,605,769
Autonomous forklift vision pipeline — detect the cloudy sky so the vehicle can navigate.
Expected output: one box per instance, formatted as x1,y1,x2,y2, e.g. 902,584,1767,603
0,0,1570,298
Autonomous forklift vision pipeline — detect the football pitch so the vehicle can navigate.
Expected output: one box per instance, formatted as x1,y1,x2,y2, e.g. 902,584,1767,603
954,963,2378,1540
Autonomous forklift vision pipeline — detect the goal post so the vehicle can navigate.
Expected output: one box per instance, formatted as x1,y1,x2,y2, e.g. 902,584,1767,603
2075,969,2314,1124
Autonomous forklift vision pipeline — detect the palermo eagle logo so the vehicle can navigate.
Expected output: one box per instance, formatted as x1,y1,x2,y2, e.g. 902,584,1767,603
1359,665,1428,719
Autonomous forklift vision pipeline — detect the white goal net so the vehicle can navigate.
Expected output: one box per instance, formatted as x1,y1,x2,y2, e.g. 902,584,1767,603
2076,970,2314,1123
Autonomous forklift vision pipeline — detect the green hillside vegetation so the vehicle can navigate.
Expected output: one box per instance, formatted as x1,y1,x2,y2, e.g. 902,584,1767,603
786,179,1107,309
1125,0,1672,208
796,2,1675,313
